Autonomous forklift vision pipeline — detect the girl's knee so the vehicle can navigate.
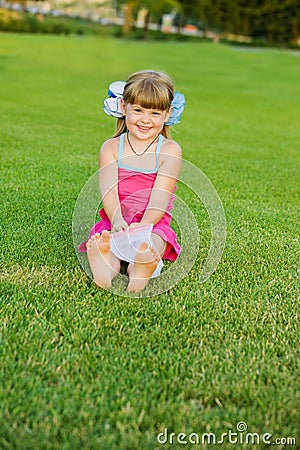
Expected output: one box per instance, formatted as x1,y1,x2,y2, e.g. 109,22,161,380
151,233,167,257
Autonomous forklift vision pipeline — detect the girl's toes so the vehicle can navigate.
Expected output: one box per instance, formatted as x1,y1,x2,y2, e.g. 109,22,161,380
86,236,95,249
155,249,161,260
102,230,110,242
138,242,149,253
149,246,160,262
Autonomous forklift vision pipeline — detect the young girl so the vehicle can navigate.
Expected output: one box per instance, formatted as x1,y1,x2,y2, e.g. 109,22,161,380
79,70,185,292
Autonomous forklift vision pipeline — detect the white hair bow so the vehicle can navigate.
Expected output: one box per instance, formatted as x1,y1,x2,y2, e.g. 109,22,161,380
103,81,186,125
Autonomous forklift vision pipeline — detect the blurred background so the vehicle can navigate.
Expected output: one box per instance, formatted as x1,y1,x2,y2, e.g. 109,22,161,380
1,0,299,48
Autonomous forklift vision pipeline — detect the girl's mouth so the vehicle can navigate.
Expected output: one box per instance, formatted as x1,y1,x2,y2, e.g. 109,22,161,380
137,125,151,132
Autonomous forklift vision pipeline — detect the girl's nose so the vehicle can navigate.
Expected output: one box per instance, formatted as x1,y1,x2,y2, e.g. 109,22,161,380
140,111,151,122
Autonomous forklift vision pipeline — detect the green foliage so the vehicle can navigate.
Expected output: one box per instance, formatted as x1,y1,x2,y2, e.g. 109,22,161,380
0,8,115,35
1,32,299,449
1,0,299,46
192,0,300,45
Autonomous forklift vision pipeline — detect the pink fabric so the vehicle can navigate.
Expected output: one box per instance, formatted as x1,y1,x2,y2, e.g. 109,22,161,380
78,168,181,261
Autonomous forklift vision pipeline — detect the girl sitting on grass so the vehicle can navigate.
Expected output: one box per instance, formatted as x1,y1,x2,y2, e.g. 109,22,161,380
79,70,185,292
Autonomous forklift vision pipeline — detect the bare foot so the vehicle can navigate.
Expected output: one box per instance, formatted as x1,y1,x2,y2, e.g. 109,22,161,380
127,242,161,292
87,231,119,289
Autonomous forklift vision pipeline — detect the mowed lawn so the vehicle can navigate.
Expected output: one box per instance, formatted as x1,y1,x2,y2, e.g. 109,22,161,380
0,32,299,449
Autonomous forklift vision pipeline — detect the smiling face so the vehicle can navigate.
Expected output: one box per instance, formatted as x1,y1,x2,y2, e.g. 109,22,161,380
119,70,175,140
121,101,172,141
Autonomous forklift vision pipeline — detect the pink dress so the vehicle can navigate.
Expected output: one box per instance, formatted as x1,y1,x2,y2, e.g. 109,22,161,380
79,133,181,261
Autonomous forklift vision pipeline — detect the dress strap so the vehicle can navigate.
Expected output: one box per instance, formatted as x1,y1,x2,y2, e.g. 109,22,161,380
155,134,163,167
118,133,125,167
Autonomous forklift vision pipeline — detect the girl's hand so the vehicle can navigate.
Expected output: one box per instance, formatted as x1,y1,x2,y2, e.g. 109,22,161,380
112,218,128,233
129,222,152,229
129,222,142,229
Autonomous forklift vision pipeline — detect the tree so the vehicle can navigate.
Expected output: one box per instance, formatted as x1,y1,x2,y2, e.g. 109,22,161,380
118,0,178,37
118,0,300,45
123,0,135,34
175,0,202,32
193,0,300,45
137,0,178,38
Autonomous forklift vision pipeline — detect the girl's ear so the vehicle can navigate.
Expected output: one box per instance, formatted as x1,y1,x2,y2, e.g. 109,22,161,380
120,99,126,116
165,106,173,123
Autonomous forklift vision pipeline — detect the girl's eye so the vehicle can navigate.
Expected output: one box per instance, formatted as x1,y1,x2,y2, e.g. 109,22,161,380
134,108,142,113
152,111,161,116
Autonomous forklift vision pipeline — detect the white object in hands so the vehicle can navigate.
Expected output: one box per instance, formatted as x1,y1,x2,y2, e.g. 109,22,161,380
110,224,164,278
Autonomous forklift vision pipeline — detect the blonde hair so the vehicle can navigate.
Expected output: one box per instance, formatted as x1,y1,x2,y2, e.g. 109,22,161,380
113,70,174,139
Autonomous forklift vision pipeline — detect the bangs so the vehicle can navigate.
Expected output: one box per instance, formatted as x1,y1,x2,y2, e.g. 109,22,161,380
124,78,173,111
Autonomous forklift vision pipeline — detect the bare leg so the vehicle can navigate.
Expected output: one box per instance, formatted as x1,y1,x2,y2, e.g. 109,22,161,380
86,231,120,289
127,242,161,292
151,233,167,257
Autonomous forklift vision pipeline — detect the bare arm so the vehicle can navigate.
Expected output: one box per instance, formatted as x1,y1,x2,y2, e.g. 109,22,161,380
99,139,128,232
141,140,182,226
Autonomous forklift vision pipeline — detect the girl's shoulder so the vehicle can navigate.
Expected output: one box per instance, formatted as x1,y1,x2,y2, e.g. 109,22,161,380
160,137,182,158
99,136,120,161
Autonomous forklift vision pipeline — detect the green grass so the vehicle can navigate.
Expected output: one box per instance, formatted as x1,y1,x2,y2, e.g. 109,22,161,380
0,32,299,449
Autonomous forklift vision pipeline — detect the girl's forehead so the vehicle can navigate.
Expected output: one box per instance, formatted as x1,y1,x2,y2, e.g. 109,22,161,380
128,103,167,112
124,84,172,111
